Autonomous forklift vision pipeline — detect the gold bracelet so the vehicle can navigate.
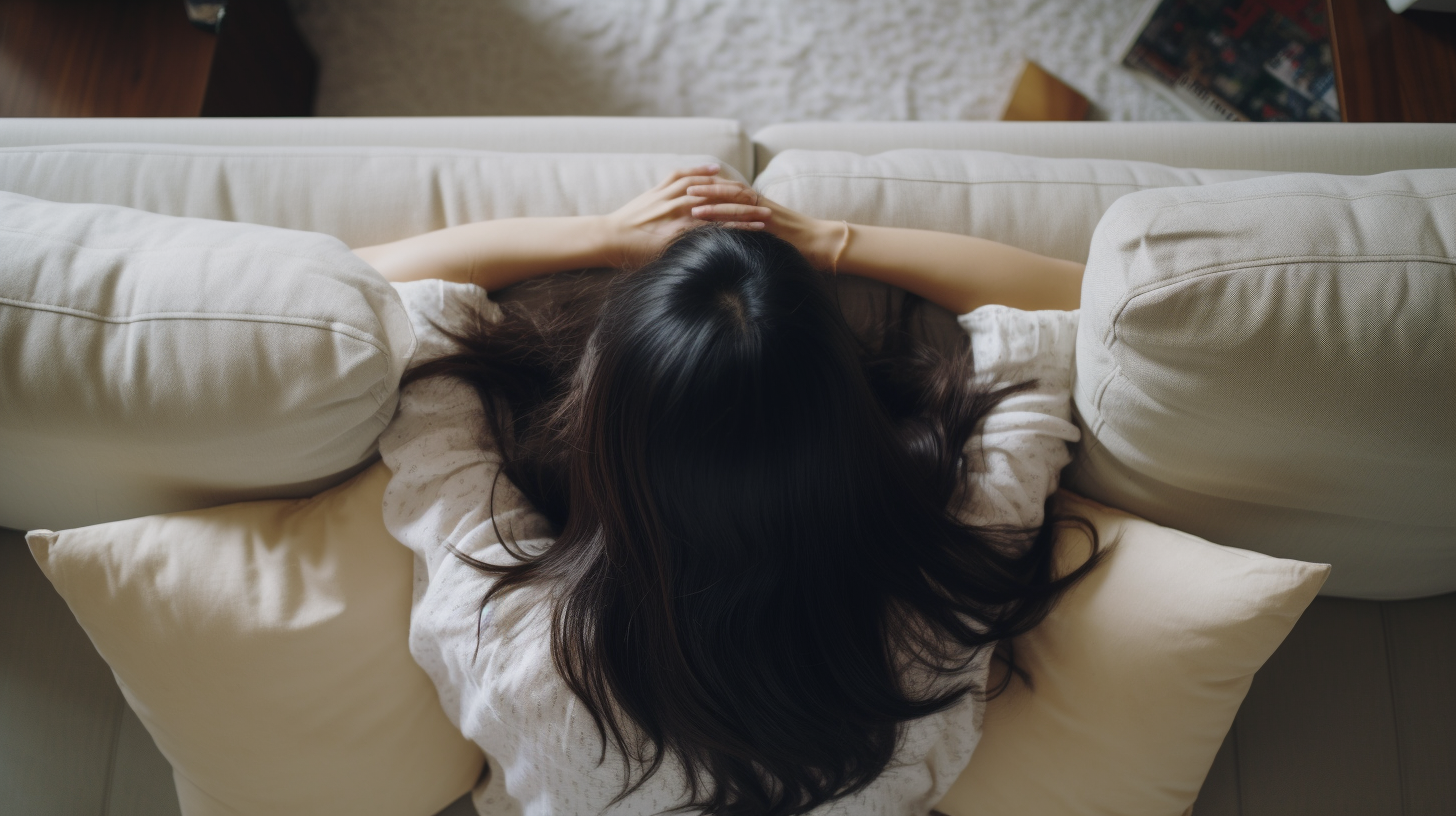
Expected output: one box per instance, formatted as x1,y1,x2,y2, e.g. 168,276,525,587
829,220,850,275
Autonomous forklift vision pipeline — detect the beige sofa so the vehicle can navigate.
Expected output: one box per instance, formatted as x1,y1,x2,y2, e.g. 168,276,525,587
1,117,1452,816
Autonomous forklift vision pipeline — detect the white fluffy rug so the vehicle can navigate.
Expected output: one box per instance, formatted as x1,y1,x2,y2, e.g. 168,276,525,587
292,0,1185,131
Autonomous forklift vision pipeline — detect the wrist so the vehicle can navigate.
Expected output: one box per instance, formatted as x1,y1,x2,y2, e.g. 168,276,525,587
800,218,849,272
588,214,626,267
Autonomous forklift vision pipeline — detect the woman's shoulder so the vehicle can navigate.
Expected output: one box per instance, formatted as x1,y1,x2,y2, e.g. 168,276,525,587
957,304,1078,387
953,305,1080,532
381,279,499,468
392,279,500,360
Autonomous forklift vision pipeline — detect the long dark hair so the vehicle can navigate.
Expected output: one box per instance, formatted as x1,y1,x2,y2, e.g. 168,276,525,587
405,225,1098,816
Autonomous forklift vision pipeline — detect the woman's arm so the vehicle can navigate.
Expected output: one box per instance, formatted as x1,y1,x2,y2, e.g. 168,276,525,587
831,223,1083,314
355,165,767,290
354,215,615,289
687,186,1084,313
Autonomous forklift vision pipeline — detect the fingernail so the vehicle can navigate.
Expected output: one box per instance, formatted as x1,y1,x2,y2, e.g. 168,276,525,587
692,206,706,215
706,164,720,172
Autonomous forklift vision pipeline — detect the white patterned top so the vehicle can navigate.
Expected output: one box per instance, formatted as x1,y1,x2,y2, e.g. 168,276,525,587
380,280,1080,816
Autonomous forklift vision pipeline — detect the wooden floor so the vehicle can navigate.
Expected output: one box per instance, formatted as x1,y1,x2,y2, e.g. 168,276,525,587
0,0,315,118
1329,0,1456,122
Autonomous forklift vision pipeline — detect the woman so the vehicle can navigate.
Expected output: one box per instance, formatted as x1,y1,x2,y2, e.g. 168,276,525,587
355,166,1096,816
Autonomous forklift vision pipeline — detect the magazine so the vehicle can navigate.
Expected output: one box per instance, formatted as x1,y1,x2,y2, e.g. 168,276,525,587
1122,0,1340,122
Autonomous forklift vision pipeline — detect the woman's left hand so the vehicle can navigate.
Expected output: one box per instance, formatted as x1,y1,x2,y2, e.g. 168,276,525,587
604,165,772,266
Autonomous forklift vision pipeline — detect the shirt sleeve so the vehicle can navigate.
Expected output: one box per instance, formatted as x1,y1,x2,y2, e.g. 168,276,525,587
955,305,1081,531
379,280,555,580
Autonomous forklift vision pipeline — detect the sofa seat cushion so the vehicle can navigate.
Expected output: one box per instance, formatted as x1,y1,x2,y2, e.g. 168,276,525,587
1070,169,1456,600
0,192,414,531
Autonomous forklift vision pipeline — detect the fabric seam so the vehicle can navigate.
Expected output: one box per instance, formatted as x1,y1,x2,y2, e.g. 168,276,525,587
0,224,348,263
1231,719,1245,816
1380,604,1410,816
0,296,392,358
1089,365,1118,439
1100,255,1456,348
1130,187,1456,212
97,691,126,816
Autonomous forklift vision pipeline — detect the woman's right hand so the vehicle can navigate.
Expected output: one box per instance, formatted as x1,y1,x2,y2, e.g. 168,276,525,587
686,185,847,271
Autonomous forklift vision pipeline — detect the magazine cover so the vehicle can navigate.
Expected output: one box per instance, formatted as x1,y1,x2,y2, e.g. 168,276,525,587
1122,0,1340,122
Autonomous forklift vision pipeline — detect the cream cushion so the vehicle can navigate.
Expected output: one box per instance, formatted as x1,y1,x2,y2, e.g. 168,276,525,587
0,192,413,531
1069,170,1456,600
25,463,483,816
938,492,1328,816
752,148,1266,262
0,144,746,248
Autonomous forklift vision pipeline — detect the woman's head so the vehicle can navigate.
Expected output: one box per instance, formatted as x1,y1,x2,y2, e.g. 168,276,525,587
575,227,908,578
408,225,1095,816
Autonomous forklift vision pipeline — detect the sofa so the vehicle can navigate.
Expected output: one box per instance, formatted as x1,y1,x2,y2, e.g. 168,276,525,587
1,116,1453,816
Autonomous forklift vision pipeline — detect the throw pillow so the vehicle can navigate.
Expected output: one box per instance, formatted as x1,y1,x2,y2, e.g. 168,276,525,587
26,463,483,816
936,491,1328,816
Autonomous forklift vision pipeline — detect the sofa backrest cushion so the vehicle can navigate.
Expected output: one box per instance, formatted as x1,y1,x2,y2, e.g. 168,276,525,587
0,192,414,531
753,148,1266,263
0,145,745,249
1070,170,1456,600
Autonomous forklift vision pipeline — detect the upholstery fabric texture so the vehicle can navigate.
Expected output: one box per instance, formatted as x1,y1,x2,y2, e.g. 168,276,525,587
24,464,483,816
0,192,413,531
1070,170,1456,600
938,492,1329,816
752,148,1265,263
